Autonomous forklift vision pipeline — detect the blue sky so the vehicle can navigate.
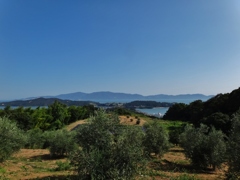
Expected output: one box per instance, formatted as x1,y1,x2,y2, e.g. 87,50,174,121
0,0,240,100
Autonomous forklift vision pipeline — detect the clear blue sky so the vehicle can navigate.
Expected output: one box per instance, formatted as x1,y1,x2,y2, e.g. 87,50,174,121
1,0,240,100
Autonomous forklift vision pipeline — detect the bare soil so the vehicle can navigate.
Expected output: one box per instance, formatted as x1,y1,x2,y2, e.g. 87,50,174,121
66,115,146,131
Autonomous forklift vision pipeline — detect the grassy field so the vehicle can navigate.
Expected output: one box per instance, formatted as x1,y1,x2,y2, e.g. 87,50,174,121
0,115,227,180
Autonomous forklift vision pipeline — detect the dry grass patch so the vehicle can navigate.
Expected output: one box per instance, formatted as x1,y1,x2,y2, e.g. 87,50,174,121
0,149,74,180
146,147,226,180
66,115,147,131
65,119,87,131
0,147,227,180
119,115,146,125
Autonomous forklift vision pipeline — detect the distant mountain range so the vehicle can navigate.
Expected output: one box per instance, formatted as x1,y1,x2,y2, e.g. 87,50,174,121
1,91,214,103
53,91,214,102
0,91,215,107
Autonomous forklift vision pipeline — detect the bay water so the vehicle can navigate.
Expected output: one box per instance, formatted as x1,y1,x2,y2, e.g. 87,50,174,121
136,107,169,117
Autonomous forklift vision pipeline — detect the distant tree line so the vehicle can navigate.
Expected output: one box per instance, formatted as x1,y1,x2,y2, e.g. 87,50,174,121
124,100,173,109
0,97,100,107
0,101,96,131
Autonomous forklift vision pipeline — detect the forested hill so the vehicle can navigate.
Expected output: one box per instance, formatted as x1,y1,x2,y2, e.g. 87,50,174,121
124,101,173,109
163,87,240,134
0,98,100,107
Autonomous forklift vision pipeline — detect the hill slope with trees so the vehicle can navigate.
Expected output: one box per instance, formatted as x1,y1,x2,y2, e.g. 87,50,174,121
163,87,240,134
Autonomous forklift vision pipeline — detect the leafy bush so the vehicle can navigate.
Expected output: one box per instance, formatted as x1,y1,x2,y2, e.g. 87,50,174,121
226,110,240,179
25,128,46,149
168,124,186,145
143,121,170,157
200,112,231,135
47,101,70,130
163,103,188,121
0,117,27,162
180,124,226,169
47,129,77,157
110,107,131,116
136,119,141,125
71,110,145,179
54,161,71,171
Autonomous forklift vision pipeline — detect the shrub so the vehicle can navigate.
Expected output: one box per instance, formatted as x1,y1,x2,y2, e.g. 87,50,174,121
71,110,145,179
41,130,55,149
0,117,27,162
136,119,141,125
226,110,240,179
54,161,71,171
48,129,77,157
143,121,170,157
168,125,186,145
200,112,231,135
180,124,226,169
110,107,131,116
25,128,45,149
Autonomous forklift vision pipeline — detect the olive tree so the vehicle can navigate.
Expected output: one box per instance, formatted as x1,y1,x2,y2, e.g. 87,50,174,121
226,110,240,179
47,129,78,157
0,117,27,162
70,110,145,180
25,128,45,149
143,121,170,157
180,124,226,169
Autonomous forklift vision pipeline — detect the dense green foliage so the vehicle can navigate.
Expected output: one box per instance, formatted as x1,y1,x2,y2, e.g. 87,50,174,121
124,100,173,109
25,128,46,149
0,101,95,131
201,112,230,135
180,124,226,169
48,129,78,157
168,123,186,145
226,109,240,179
0,97,100,107
164,87,240,134
71,110,146,180
163,103,188,121
143,121,170,157
0,117,27,162
107,107,132,116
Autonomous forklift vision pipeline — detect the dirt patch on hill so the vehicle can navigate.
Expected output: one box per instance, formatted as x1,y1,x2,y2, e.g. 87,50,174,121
66,119,87,131
119,115,146,126
66,115,146,131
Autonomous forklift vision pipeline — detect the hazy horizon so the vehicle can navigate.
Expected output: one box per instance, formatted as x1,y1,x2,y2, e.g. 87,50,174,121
0,90,215,102
1,1,240,100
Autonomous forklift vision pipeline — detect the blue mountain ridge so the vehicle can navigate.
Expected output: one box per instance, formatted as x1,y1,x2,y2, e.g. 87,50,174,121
54,91,213,101
1,91,214,103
